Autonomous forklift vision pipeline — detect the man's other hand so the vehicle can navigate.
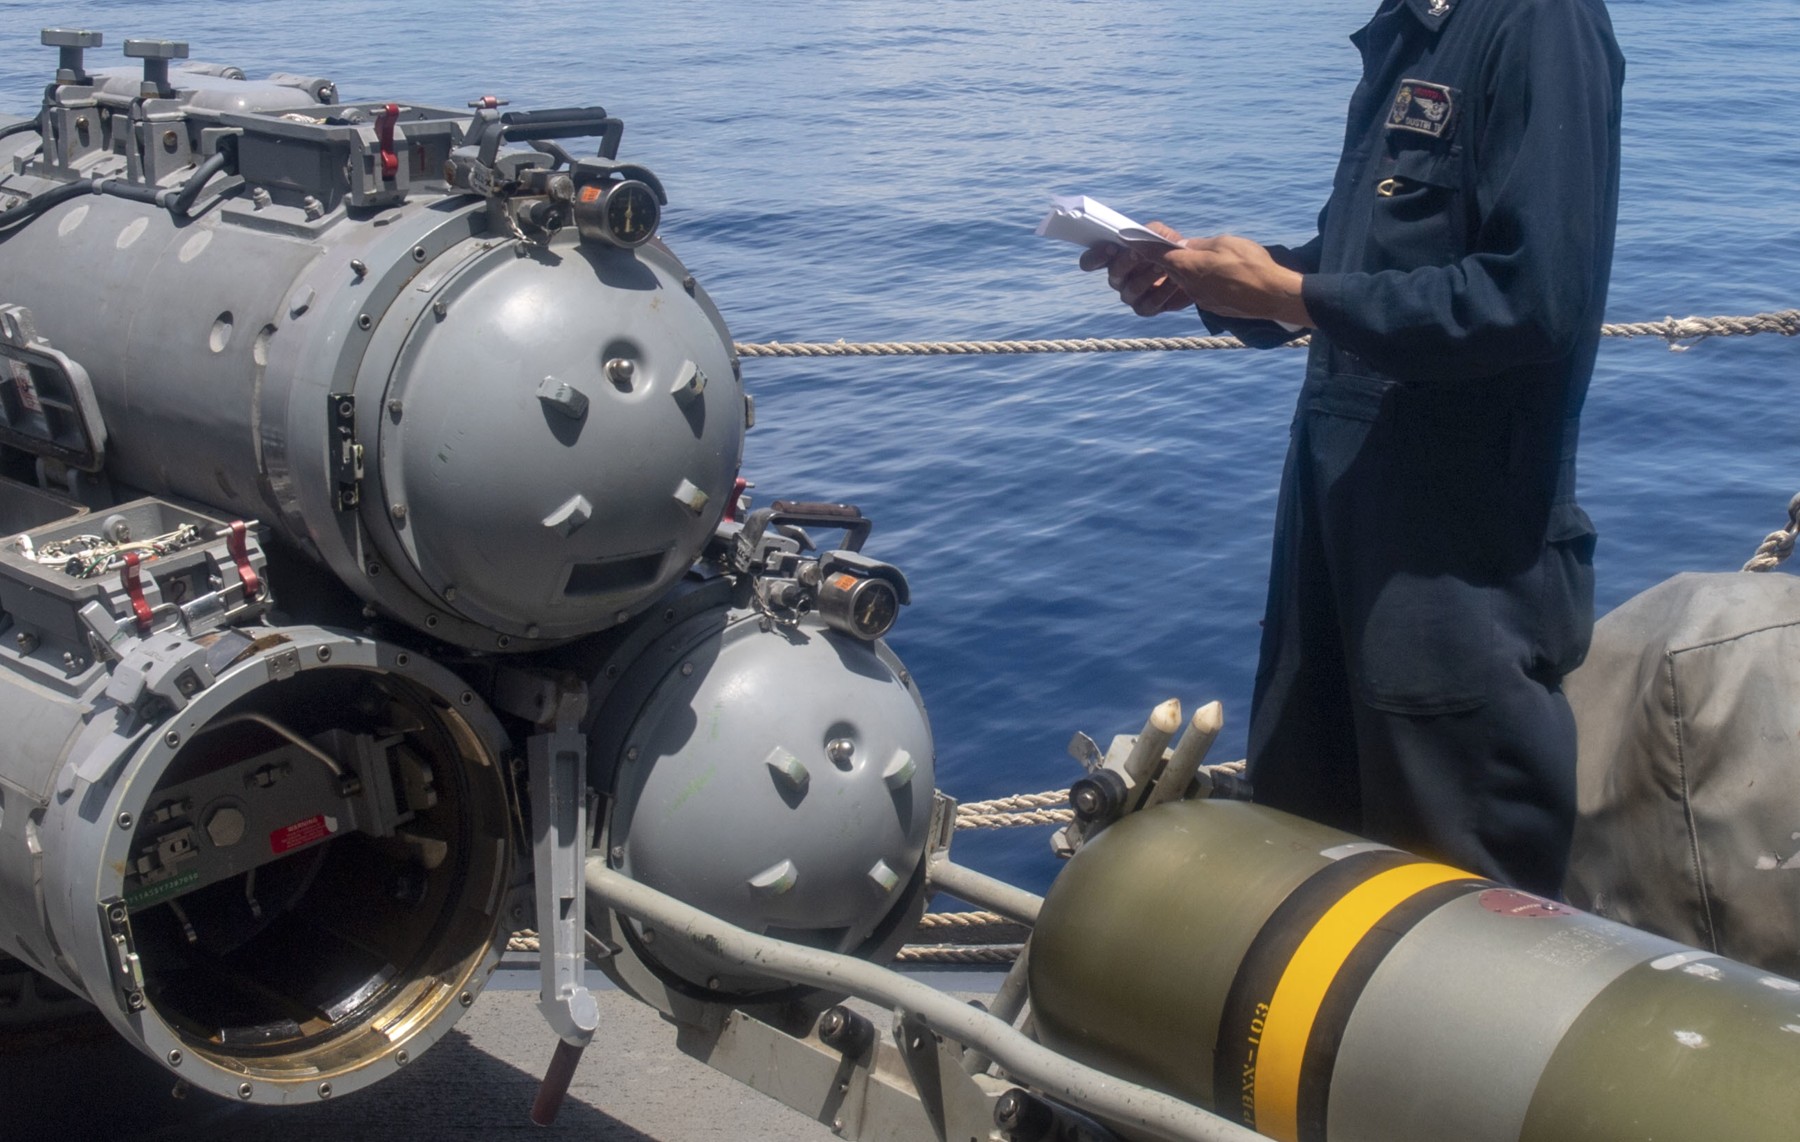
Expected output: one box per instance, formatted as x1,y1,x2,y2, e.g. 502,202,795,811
1079,221,1193,317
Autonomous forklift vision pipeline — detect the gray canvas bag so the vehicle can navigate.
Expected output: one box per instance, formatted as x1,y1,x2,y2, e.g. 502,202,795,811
1565,571,1800,976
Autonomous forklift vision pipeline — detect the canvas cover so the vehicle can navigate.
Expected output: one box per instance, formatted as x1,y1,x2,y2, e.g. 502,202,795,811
1565,571,1800,977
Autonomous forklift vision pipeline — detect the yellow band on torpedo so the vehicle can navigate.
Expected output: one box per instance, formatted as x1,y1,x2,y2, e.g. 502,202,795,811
1254,861,1471,1142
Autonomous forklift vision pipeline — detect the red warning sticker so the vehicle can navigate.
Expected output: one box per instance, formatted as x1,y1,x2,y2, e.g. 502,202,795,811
1478,888,1567,918
270,814,337,855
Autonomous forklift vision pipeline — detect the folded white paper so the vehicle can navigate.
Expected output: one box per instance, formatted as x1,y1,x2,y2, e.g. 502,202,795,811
1035,195,1177,248
1040,195,1304,333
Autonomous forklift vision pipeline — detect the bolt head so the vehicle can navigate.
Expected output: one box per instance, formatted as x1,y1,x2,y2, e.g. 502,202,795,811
204,806,246,848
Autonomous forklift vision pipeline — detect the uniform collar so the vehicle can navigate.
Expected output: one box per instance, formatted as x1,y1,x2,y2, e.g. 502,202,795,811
1400,0,1459,33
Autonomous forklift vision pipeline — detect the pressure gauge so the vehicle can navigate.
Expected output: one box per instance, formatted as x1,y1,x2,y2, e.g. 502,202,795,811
575,178,660,248
819,571,900,641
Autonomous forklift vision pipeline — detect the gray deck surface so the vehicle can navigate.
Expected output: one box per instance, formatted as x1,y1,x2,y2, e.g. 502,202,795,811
2,961,1004,1142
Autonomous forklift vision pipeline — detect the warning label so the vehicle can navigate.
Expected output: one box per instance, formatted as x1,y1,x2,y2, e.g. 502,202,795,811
1478,888,1567,918
270,814,339,855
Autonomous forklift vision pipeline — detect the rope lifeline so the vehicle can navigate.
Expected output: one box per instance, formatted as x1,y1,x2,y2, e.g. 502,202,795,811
956,788,1074,830
733,309,1800,359
1742,492,1800,572
894,943,1024,965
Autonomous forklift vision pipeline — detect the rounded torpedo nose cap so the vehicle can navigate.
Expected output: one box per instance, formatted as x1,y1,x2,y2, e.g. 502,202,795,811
377,243,743,638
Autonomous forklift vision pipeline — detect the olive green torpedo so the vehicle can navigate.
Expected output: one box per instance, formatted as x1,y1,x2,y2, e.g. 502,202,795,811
1029,799,1800,1142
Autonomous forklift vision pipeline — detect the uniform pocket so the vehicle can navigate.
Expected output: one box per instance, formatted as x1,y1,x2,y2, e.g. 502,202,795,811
1357,571,1494,715
1368,147,1465,270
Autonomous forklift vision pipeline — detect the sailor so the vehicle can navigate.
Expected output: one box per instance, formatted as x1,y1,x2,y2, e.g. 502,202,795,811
1081,0,1624,895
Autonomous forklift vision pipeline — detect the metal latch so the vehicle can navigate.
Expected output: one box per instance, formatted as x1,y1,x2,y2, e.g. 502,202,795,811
329,394,362,510
100,897,147,1015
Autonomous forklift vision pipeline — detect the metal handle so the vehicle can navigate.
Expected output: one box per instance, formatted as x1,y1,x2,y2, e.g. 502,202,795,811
763,500,873,552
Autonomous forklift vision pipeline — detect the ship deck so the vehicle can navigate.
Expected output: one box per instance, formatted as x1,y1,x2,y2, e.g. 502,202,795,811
4,957,1005,1142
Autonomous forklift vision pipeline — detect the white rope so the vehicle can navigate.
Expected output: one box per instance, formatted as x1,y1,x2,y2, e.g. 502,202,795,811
958,807,1075,829
1743,493,1800,572
733,309,1800,359
957,790,1071,814
956,788,1074,830
917,910,1014,929
894,943,1024,965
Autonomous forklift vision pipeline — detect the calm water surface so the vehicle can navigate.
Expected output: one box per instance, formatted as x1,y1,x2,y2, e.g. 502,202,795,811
1,1,1794,890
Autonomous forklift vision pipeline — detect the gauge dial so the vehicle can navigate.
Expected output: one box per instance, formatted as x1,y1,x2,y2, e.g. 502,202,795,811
604,180,660,247
851,578,899,640
819,572,900,641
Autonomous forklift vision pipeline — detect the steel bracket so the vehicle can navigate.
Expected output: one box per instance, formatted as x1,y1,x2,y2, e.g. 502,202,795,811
526,674,598,1044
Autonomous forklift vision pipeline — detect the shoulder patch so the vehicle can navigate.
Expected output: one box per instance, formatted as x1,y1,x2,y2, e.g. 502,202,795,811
1387,80,1458,139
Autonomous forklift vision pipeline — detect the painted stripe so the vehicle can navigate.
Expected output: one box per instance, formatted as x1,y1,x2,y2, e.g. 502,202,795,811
1293,879,1477,1142
1213,850,1417,1130
1254,862,1471,1142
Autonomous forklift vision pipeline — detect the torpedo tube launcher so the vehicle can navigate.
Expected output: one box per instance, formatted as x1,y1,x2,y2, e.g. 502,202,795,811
0,31,1796,1142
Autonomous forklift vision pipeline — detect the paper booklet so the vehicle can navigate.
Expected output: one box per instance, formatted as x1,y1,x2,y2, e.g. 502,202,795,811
1035,195,1177,249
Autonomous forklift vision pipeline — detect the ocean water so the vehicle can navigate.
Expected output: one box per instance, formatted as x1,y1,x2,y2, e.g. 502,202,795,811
0,1,1794,893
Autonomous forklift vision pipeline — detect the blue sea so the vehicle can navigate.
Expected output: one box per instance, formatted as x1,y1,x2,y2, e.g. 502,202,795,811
1,1,1794,893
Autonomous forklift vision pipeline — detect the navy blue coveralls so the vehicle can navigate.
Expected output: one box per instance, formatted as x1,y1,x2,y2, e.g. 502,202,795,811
1207,0,1624,895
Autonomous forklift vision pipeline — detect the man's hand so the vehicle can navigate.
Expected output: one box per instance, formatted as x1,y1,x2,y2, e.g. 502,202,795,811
1080,222,1313,329
1158,234,1312,328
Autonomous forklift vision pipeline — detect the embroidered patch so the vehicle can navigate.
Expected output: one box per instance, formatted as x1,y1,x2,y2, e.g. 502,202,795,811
1387,80,1457,139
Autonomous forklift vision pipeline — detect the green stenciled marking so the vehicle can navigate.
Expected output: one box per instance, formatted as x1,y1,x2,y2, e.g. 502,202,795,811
124,870,200,910
665,763,718,818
